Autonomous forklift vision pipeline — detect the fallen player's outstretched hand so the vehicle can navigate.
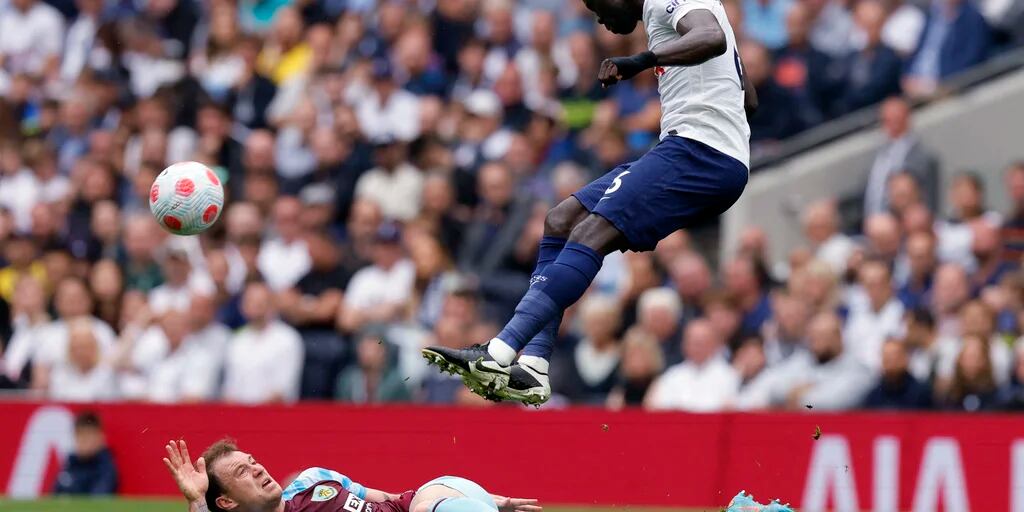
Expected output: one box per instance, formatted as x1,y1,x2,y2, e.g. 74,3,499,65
163,439,209,502
492,496,542,512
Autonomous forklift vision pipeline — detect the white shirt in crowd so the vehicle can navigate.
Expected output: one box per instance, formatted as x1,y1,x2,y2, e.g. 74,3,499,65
2,315,48,381
353,88,421,142
643,0,750,166
35,317,117,368
0,0,64,88
815,233,856,276
257,238,312,292
354,164,424,222
344,259,416,312
0,168,68,232
120,323,229,402
736,351,875,411
935,211,1003,272
646,356,739,412
59,13,97,84
49,361,117,402
222,320,304,404
842,298,905,371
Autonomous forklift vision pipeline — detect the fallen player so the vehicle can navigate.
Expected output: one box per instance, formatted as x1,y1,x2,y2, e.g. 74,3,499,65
162,439,542,512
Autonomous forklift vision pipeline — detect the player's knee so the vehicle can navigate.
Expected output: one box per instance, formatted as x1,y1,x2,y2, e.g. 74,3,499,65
544,198,585,237
568,214,623,255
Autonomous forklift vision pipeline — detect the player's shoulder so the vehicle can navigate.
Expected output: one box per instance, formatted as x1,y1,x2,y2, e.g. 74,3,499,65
659,0,721,18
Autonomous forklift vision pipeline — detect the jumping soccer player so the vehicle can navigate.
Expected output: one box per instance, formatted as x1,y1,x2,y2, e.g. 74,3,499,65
162,439,542,512
422,0,757,405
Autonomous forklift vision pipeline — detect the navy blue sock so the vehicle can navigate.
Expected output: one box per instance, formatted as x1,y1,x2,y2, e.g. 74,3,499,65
521,236,567,359
496,242,603,353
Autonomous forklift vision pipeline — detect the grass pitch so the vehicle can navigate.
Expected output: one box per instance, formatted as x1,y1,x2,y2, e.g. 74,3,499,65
0,499,723,512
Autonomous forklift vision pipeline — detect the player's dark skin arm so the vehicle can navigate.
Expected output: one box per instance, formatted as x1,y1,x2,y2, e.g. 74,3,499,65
598,10,727,86
743,66,758,117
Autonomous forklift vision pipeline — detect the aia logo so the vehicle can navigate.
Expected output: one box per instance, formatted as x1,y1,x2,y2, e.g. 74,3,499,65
654,66,667,78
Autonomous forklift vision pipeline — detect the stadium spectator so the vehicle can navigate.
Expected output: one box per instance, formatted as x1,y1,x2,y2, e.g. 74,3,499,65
667,251,714,323
737,311,874,410
457,161,536,315
844,259,904,370
550,294,621,405
339,222,414,335
941,334,1000,411
53,411,117,495
801,199,856,276
724,256,772,339
335,329,411,403
903,308,942,384
0,0,65,94
222,281,304,404
935,172,1001,270
997,342,1024,410
355,136,424,222
48,317,117,402
635,287,684,367
258,196,311,292
862,339,934,409
280,231,349,399
1000,162,1024,263
606,328,664,410
742,0,793,50
645,319,740,412
860,97,939,218
833,0,903,116
898,232,938,311
2,275,49,387
740,41,804,145
704,291,745,353
934,300,1013,388
761,290,812,366
34,277,117,392
772,2,834,126
930,263,970,337
903,0,992,99
182,293,229,400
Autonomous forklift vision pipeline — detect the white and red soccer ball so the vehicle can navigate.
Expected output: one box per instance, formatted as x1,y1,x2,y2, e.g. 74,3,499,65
149,161,225,235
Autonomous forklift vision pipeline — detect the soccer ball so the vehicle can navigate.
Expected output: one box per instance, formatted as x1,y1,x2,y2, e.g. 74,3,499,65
149,161,225,235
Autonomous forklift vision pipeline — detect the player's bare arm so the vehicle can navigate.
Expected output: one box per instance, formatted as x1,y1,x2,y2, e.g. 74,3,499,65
163,440,214,512
599,10,726,87
742,64,758,116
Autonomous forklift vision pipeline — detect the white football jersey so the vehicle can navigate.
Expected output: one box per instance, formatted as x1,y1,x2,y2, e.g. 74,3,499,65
644,0,751,167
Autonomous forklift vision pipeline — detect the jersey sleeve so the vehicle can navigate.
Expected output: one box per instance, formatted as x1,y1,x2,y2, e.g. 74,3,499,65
665,0,721,31
282,467,368,501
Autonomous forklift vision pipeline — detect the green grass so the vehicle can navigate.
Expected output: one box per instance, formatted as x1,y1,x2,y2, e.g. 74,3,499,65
0,500,720,512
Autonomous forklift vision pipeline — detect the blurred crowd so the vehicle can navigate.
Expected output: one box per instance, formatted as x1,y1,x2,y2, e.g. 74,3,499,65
2,0,1024,410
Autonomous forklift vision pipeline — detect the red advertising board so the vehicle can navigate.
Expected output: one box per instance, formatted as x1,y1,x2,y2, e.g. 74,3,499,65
1,401,1023,511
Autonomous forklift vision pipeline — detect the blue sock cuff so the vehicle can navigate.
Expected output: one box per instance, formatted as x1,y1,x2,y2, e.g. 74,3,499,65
560,242,603,275
540,235,568,248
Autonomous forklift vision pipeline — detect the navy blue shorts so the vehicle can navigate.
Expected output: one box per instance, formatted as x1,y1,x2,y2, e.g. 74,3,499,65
573,136,748,252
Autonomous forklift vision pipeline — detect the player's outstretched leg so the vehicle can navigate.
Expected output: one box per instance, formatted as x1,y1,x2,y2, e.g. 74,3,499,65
423,199,586,401
426,212,623,404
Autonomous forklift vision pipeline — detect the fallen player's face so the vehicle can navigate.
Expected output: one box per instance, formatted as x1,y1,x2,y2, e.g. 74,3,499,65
215,451,284,508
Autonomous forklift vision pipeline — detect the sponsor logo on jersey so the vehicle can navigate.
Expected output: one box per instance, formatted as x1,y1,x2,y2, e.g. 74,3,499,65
311,485,338,502
344,493,367,512
666,0,684,14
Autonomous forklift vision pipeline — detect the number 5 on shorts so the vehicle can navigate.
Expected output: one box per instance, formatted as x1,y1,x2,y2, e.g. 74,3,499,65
604,170,631,195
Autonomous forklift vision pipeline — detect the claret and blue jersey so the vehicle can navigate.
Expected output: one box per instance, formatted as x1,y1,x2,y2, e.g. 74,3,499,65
281,468,413,512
